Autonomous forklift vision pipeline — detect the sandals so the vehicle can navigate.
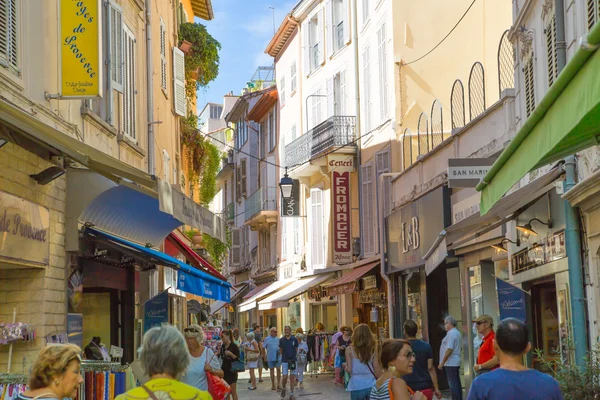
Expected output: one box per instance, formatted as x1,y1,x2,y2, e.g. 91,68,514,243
259,379,264,383
248,386,257,390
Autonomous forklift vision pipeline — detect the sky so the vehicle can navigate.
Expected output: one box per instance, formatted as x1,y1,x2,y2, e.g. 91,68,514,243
196,0,297,109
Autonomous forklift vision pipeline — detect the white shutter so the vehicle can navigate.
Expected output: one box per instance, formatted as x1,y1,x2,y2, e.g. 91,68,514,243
327,77,334,119
588,0,599,30
241,159,247,197
160,17,167,90
340,70,347,115
318,10,326,66
282,219,288,259
122,25,136,140
310,188,324,267
290,61,297,92
325,0,334,58
109,4,124,91
291,123,297,141
279,77,286,104
546,15,558,86
231,228,240,266
378,25,388,119
362,47,371,132
361,163,375,255
524,57,535,117
343,0,350,44
173,47,186,116
303,22,310,75
362,0,370,24
0,0,18,70
293,217,301,254
376,150,391,228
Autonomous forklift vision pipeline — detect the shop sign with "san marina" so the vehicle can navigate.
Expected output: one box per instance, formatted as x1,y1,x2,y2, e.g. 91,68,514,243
447,158,496,188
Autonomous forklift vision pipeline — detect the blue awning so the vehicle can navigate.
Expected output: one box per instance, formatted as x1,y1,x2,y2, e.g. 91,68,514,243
85,228,231,301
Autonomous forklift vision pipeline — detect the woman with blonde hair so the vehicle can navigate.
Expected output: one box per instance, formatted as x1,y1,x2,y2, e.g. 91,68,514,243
370,339,427,400
181,324,224,392
17,344,83,400
117,324,212,399
345,324,382,400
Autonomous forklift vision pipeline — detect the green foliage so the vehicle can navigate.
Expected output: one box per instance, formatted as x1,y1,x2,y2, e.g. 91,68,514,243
178,22,221,99
180,116,222,205
202,230,230,269
534,340,600,399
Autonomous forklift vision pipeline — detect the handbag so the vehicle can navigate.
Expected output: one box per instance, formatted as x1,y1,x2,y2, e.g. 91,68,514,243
298,352,307,364
207,371,231,400
231,359,246,373
246,351,260,362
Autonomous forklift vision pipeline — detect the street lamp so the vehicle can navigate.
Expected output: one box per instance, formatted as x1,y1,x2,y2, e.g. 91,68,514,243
279,167,294,200
516,218,552,238
490,238,520,253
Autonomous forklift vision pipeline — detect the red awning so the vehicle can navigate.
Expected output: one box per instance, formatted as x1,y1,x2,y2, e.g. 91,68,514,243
326,261,379,296
167,233,227,282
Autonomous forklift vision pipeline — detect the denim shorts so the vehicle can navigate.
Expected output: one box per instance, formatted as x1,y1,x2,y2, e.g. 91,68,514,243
268,360,281,369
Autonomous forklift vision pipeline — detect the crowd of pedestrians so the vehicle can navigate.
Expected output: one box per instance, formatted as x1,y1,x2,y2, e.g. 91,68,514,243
15,316,565,400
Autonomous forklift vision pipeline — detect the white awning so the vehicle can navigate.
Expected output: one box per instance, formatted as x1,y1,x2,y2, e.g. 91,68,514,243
258,274,333,310
238,279,293,313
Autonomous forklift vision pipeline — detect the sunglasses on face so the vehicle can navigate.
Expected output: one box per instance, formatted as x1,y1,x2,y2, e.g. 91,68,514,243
476,321,487,325
184,328,200,333
404,351,416,359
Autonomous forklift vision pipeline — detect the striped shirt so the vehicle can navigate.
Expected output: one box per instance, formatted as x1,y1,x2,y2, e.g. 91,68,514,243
370,378,392,400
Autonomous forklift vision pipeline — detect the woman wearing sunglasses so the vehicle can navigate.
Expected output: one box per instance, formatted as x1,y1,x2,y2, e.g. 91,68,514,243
182,324,224,391
371,339,427,400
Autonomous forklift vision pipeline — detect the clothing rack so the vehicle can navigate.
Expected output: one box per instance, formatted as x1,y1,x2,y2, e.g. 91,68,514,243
307,332,335,377
79,361,133,400
0,373,28,400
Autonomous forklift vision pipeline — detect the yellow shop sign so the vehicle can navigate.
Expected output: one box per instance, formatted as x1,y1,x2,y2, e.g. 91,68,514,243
60,0,101,98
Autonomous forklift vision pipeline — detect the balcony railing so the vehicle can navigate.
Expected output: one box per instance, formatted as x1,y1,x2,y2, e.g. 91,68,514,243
245,187,277,221
226,203,234,222
285,115,356,167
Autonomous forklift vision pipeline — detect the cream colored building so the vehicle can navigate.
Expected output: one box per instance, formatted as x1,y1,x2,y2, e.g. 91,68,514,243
0,0,215,370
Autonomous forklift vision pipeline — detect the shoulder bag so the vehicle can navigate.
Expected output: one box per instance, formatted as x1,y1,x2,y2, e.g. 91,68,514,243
387,378,415,400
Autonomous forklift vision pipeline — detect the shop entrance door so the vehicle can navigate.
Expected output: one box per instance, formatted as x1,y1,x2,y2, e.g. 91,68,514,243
531,278,560,372
264,311,277,330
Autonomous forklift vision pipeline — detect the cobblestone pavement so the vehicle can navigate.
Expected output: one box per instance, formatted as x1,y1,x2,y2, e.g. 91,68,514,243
235,370,453,400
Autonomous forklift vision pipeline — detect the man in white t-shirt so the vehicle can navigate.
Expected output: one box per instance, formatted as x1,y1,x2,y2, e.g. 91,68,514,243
438,316,463,400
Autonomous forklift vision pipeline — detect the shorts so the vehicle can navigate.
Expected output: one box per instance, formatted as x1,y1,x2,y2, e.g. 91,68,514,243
282,362,297,375
268,360,281,369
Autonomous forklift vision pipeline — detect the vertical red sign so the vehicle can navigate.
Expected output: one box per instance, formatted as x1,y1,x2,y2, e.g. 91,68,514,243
332,171,352,264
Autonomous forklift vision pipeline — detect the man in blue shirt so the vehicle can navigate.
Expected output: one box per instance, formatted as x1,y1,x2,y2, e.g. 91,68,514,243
279,325,298,400
439,316,463,400
263,327,282,391
403,320,442,399
467,318,563,400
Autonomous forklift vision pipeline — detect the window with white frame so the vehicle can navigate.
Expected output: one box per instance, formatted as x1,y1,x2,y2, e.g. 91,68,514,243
293,217,301,254
588,0,599,30
524,56,535,117
291,123,297,142
376,149,391,220
362,0,370,25
334,70,347,116
310,188,325,267
279,76,286,105
377,24,388,119
268,108,276,152
0,0,18,73
282,219,289,260
362,47,372,132
545,14,558,86
307,13,323,72
109,4,123,92
311,89,323,128
332,0,346,52
210,104,223,119
290,61,297,92
361,163,375,255
160,17,167,90
122,25,137,140
173,47,186,116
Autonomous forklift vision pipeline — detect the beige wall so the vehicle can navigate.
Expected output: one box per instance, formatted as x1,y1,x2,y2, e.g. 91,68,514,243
0,143,67,373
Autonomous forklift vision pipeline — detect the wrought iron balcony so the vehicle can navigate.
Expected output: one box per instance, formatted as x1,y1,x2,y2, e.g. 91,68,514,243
285,115,356,168
245,187,278,229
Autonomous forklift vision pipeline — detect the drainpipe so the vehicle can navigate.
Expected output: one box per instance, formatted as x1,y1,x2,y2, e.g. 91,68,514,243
555,0,588,366
146,0,156,176
379,173,400,339
351,0,364,260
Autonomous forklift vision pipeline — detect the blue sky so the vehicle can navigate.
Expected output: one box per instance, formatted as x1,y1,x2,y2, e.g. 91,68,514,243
196,0,297,109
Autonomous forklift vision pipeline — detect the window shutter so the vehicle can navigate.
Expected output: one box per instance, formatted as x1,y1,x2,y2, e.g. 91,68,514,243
282,219,288,259
546,15,558,86
173,47,186,116
362,0,369,24
362,47,371,132
236,166,241,202
291,123,297,141
0,0,18,70
327,77,334,118
303,22,310,75
524,57,535,117
343,0,350,44
361,164,374,255
231,228,240,266
340,70,347,115
310,188,324,267
326,0,334,58
279,77,286,104
318,10,326,66
378,24,388,119
160,17,167,90
109,5,124,91
376,151,391,224
291,61,297,92
122,25,136,140
293,217,301,254
241,159,247,197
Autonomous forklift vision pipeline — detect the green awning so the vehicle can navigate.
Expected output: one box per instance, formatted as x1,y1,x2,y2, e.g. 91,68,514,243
477,23,600,215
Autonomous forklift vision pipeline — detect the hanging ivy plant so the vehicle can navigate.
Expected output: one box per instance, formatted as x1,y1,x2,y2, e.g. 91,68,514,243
202,230,231,270
178,22,221,100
